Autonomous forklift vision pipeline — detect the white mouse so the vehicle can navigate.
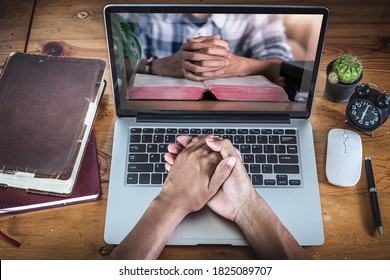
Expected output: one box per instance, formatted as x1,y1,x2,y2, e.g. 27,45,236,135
326,128,362,187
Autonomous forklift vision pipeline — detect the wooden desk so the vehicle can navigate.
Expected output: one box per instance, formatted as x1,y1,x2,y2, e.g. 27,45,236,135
1,0,389,259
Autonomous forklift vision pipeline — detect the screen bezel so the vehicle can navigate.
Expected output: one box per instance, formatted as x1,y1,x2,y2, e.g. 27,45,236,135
104,4,329,120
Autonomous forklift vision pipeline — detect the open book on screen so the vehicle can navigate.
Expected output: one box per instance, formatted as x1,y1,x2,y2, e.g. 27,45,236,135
128,74,289,101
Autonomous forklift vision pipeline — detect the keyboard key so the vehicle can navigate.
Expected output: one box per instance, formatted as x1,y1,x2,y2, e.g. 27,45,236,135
234,135,245,143
238,129,248,134
190,128,201,134
257,135,268,144
226,129,236,134
128,164,153,173
264,179,276,185
151,173,163,184
285,129,296,135
131,128,141,133
149,153,160,162
214,128,225,134
143,128,153,133
165,135,176,143
155,128,166,134
252,145,262,153
243,154,254,163
202,128,213,134
275,145,286,154
274,165,299,174
279,155,299,164
129,153,148,162
289,179,301,186
250,164,261,173
240,145,251,153
256,154,266,163
246,135,256,143
139,174,150,184
130,134,141,143
153,134,164,143
222,135,234,142
287,145,298,154
155,163,166,172
147,144,158,153
127,173,138,184
281,136,297,144
130,144,146,153
252,174,263,185
159,144,168,153
277,175,288,185
167,128,177,134
264,145,274,153
142,134,152,143
250,129,260,134
267,154,278,163
262,164,273,173
273,129,284,135
262,129,272,134
178,128,189,134
269,135,279,144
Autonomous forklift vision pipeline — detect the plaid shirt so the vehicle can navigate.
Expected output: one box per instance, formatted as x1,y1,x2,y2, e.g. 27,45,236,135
130,13,293,61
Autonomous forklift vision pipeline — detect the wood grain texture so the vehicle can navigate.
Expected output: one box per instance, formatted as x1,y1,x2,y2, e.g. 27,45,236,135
1,0,390,259
0,0,35,71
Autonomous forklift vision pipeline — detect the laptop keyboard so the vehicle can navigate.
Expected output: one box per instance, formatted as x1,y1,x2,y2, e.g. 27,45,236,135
127,127,302,188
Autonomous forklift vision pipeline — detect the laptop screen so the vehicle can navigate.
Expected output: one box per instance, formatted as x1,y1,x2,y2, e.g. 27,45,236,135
104,5,328,119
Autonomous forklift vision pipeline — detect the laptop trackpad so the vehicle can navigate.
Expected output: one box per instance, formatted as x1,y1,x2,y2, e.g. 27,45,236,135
179,207,244,240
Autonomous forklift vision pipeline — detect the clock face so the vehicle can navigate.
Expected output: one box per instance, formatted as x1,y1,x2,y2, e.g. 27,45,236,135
348,99,380,130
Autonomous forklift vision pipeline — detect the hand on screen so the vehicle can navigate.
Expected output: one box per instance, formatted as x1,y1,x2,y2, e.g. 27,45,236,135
151,34,229,79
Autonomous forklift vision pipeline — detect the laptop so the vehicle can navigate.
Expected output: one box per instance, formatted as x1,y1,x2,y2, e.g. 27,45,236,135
103,4,328,246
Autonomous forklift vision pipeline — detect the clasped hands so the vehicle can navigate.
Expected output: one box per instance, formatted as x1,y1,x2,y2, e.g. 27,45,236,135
154,34,244,81
160,134,255,223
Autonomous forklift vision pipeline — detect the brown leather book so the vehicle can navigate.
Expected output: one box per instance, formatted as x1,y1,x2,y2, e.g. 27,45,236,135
0,130,101,213
0,52,105,195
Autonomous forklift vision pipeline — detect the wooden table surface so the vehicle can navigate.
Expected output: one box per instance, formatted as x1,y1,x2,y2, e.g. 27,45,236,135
1,0,389,260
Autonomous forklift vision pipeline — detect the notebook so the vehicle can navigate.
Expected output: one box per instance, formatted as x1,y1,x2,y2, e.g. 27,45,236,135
103,4,329,246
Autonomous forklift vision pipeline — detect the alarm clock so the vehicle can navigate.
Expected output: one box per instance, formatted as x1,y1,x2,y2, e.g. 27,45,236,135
346,82,390,133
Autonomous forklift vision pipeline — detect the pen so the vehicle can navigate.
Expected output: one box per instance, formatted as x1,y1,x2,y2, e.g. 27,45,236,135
364,156,383,238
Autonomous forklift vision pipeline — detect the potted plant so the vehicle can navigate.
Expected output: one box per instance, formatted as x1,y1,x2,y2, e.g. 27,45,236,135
111,14,142,87
325,54,363,102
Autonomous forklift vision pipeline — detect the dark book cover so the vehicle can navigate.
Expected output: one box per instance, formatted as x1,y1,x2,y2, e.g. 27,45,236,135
0,52,105,194
0,131,101,214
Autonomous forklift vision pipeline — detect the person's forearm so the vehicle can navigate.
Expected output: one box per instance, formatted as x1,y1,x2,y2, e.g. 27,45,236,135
109,193,187,259
230,56,282,81
152,55,187,78
235,190,310,259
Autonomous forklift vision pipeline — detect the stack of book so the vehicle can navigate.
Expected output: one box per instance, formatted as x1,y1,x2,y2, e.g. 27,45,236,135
0,52,106,213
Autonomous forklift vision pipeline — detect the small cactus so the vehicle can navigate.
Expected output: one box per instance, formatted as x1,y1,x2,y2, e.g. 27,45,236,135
328,71,339,84
332,54,362,84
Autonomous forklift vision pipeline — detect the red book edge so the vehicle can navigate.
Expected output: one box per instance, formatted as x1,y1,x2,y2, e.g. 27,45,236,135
0,130,101,214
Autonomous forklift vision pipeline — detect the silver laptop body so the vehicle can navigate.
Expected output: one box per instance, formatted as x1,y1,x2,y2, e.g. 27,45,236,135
103,4,328,246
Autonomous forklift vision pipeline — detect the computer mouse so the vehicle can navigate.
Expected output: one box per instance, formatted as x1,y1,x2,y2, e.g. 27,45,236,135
326,128,362,187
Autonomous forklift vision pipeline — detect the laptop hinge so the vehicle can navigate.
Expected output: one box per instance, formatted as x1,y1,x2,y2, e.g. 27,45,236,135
136,113,291,124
